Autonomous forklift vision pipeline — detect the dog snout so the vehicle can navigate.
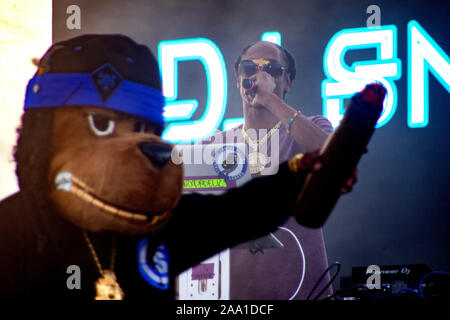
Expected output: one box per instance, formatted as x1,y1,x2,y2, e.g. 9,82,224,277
139,142,172,168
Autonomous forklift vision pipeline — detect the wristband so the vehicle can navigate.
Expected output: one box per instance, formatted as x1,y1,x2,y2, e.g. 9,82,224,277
287,111,300,133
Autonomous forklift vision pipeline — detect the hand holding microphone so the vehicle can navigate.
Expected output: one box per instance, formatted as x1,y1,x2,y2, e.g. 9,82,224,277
242,78,256,90
242,79,257,105
242,73,276,108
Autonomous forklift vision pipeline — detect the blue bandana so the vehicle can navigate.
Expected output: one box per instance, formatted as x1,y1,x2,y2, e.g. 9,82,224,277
24,63,164,128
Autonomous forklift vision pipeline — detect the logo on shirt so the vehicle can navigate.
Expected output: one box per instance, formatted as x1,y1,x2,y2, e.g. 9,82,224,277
213,145,247,180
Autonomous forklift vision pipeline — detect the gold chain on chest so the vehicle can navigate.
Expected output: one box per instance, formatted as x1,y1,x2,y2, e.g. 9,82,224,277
82,231,124,300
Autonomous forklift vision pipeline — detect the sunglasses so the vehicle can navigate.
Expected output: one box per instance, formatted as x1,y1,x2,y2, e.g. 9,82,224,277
238,58,287,78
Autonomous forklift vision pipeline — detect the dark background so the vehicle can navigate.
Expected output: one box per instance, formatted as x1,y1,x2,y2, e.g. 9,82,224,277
53,0,450,289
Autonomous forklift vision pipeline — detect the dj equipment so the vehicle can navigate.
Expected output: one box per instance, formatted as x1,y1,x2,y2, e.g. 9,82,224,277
351,264,432,293
336,264,440,300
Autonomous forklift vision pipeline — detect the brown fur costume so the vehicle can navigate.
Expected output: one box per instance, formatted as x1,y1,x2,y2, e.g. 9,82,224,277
0,35,309,301
0,35,186,299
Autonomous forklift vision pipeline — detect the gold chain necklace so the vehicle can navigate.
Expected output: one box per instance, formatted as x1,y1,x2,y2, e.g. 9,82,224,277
82,231,125,300
242,121,281,174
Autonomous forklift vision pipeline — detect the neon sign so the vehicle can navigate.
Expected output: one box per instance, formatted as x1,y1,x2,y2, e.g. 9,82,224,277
322,25,401,128
159,38,227,144
158,21,448,143
408,20,450,128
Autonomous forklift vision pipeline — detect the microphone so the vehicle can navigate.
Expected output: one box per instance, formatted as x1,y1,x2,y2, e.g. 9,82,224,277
294,83,386,228
242,78,256,90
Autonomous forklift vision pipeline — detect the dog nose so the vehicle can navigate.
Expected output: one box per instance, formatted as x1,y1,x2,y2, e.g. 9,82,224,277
139,142,172,168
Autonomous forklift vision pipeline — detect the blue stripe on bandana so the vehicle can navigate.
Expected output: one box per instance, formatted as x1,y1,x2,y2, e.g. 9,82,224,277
24,72,164,128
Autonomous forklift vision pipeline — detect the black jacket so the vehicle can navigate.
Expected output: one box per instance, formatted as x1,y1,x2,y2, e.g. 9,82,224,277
0,163,302,300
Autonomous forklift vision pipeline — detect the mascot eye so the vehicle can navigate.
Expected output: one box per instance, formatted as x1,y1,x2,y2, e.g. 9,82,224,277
133,122,146,133
88,114,115,136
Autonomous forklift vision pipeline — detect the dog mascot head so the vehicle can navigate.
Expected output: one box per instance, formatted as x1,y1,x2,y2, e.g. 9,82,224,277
16,34,184,235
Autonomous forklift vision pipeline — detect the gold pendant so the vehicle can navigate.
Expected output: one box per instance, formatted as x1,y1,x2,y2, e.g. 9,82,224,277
94,270,125,300
248,152,268,174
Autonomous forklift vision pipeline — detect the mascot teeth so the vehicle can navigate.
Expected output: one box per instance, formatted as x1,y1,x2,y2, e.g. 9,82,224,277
54,171,161,224
55,172,73,191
